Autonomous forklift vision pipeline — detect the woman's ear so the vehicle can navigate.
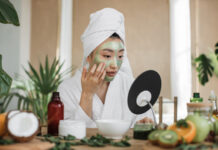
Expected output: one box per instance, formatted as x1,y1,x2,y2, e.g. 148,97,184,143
86,51,94,64
86,55,91,64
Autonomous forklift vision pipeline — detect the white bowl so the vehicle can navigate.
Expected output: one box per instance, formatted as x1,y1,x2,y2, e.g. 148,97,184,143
95,120,131,139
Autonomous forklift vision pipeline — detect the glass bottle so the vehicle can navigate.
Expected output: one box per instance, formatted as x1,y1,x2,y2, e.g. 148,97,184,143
48,92,64,136
208,90,218,120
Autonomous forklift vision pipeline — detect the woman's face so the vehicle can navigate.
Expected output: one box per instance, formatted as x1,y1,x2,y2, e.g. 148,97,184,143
88,38,124,82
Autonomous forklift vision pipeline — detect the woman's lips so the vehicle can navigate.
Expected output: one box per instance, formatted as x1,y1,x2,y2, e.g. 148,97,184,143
106,72,116,77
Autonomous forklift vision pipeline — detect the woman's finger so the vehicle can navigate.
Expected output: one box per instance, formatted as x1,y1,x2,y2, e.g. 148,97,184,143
82,66,87,80
94,63,104,77
97,63,105,78
100,70,106,80
90,64,96,74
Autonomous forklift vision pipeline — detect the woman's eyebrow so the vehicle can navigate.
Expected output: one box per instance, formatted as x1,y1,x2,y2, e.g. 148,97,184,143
102,49,113,52
102,49,124,52
119,49,124,52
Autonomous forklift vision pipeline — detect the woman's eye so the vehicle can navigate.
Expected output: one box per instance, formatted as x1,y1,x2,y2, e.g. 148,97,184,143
118,55,124,59
103,55,111,58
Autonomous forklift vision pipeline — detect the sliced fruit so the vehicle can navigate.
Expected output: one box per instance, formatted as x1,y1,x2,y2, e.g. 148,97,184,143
167,119,196,143
7,111,39,142
0,113,7,137
158,130,178,148
0,110,21,137
148,130,164,144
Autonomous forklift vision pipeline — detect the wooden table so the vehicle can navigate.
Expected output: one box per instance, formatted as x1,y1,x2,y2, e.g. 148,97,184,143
0,128,182,150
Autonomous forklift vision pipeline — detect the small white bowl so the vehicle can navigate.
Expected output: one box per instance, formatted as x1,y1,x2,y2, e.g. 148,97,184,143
95,120,131,139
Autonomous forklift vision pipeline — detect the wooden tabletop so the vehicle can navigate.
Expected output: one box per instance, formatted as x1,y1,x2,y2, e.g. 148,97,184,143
0,128,177,150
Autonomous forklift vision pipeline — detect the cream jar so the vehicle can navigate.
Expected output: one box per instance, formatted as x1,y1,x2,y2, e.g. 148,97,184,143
58,120,86,139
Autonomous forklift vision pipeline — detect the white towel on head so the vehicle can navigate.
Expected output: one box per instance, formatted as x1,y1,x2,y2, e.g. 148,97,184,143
81,8,133,77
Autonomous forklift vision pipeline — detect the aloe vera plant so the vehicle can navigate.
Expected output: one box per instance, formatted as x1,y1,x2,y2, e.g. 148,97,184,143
0,56,73,125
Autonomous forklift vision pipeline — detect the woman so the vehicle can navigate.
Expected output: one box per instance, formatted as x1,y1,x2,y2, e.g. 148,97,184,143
58,8,153,128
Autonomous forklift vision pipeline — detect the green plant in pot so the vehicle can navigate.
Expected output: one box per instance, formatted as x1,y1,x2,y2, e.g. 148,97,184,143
3,56,73,126
194,42,218,85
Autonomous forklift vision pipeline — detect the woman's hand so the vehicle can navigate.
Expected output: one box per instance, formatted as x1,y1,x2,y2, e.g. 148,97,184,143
81,63,106,95
79,63,106,117
137,117,154,124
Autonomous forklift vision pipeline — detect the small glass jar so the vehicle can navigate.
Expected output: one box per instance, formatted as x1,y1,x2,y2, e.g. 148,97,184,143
133,123,154,140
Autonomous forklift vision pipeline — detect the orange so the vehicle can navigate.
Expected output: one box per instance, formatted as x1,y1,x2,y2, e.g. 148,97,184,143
0,113,7,137
167,120,196,143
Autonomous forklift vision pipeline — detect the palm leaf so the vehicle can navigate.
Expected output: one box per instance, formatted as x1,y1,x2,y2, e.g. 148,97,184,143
195,54,214,85
0,0,20,26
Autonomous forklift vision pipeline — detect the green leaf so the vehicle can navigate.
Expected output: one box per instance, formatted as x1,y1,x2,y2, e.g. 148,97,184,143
195,54,214,85
0,138,15,145
0,55,12,99
63,135,76,141
0,0,20,26
176,119,188,128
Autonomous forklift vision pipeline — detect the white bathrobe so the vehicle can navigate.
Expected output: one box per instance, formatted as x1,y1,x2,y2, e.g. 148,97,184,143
58,8,152,128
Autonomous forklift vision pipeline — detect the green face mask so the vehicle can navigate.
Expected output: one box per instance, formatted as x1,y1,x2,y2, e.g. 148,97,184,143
90,39,124,82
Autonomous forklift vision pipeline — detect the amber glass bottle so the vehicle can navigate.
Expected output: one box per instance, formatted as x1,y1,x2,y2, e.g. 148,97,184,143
47,92,64,136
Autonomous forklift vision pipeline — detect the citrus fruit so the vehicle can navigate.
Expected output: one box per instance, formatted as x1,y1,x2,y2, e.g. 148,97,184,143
168,119,196,143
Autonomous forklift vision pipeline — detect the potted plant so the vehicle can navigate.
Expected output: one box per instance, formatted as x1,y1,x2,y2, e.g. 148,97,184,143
2,57,73,125
194,42,218,85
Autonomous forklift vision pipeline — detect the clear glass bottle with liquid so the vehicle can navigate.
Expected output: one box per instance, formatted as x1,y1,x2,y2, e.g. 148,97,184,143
208,90,218,120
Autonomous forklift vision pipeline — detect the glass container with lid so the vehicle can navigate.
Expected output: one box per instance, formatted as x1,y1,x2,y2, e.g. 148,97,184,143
187,102,212,116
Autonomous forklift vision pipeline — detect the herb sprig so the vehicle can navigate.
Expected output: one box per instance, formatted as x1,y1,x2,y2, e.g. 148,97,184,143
42,134,131,149
0,138,15,145
176,119,188,128
176,143,218,150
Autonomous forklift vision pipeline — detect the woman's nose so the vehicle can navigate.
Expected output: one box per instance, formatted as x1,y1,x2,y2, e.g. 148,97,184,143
110,57,118,68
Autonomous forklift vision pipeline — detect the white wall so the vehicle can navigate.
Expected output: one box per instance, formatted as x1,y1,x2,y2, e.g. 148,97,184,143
0,0,31,110
0,0,21,78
